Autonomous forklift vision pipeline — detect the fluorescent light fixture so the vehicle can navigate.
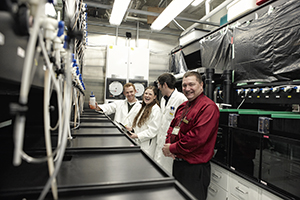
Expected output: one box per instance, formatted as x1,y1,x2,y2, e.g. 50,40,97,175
151,0,194,31
191,0,205,7
109,0,131,26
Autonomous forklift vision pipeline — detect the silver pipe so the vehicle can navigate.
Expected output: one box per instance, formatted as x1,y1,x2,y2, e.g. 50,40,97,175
87,24,181,36
115,26,118,45
136,21,139,47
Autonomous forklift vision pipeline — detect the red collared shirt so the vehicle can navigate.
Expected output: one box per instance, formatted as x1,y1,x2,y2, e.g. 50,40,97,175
166,93,220,164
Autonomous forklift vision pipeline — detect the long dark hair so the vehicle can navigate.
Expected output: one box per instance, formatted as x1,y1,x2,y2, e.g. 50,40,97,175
132,86,159,128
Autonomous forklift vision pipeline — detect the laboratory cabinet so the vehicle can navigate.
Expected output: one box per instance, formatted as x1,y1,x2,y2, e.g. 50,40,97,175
208,163,284,200
211,109,300,200
229,172,260,200
207,182,228,200
207,163,229,200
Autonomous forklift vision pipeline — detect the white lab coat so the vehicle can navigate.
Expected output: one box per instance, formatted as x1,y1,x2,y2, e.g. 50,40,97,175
133,104,161,159
99,99,141,126
154,89,187,174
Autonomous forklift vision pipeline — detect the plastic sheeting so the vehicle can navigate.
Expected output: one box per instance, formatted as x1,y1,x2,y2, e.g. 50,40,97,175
232,0,300,83
232,12,276,83
272,0,300,81
169,50,188,74
196,0,300,83
200,27,233,71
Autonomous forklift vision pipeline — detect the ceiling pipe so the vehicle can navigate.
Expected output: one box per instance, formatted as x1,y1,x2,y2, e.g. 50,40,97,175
136,21,139,47
181,0,234,36
205,0,212,28
87,23,181,37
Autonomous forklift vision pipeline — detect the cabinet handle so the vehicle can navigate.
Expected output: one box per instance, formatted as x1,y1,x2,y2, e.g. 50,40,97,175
235,186,248,194
212,172,221,179
208,186,218,193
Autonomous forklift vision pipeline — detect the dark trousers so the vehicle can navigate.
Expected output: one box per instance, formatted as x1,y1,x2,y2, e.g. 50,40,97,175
173,160,211,200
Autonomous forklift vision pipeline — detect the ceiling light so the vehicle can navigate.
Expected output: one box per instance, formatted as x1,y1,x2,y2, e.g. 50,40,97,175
109,0,131,26
191,0,205,7
151,0,194,31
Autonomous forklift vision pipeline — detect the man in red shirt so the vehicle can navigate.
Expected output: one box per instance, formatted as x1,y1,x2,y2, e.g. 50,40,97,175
162,71,219,200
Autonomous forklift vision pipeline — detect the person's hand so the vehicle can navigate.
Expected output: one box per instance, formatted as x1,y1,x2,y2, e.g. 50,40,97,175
129,132,138,139
89,102,100,111
162,143,176,159
125,126,133,132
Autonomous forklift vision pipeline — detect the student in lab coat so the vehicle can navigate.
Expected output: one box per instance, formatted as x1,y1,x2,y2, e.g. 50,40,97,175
154,73,187,174
126,86,161,158
89,83,141,126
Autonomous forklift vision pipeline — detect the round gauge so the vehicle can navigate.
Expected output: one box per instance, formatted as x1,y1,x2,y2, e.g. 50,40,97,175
134,83,145,97
109,81,123,96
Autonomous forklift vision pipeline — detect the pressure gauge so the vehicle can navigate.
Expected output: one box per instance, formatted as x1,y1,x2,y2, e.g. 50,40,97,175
109,81,123,96
134,82,145,97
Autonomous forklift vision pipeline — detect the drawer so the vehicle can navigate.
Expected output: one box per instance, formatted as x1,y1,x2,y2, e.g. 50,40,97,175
229,173,259,200
207,182,228,200
211,163,229,191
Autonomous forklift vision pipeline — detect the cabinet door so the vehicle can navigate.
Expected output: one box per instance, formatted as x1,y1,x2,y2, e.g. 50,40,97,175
207,182,228,200
106,45,128,78
211,163,229,191
229,173,259,200
128,47,149,80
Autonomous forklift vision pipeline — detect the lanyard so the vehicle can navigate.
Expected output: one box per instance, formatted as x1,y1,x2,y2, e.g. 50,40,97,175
176,103,193,127
176,95,203,127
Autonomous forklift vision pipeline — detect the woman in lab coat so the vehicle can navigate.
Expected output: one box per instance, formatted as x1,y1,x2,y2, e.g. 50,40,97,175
126,86,161,158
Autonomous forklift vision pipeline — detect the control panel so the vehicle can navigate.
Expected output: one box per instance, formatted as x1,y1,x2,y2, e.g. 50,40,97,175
234,81,300,106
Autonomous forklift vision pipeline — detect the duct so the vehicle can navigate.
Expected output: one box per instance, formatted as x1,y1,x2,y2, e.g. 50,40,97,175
181,0,234,36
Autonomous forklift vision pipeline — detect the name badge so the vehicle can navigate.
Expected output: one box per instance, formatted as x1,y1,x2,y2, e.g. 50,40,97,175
172,126,180,135
183,117,189,124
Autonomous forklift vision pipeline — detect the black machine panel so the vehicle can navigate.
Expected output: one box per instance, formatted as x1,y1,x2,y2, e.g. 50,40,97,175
105,78,126,100
234,80,300,109
261,135,300,199
129,79,148,100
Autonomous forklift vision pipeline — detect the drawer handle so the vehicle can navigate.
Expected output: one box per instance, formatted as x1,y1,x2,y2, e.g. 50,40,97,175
208,186,218,193
235,186,248,195
212,173,221,179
